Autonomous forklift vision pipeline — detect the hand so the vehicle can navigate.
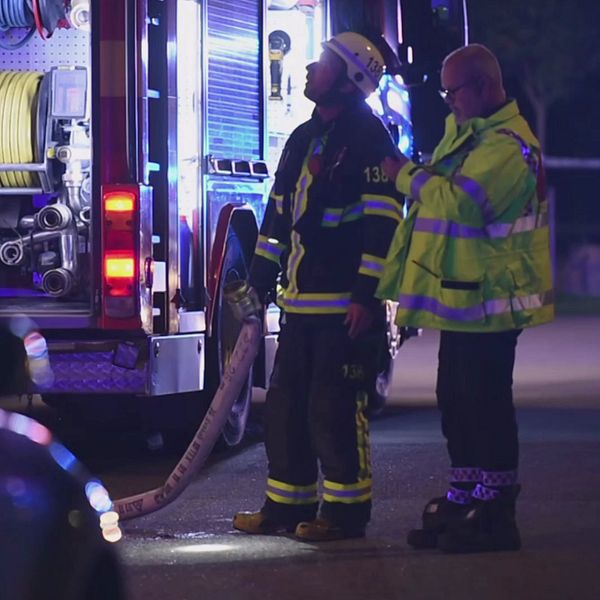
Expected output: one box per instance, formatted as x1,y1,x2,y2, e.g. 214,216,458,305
382,154,409,183
344,303,374,339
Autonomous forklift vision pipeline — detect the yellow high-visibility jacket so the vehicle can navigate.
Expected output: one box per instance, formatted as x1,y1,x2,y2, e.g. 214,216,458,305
377,100,554,332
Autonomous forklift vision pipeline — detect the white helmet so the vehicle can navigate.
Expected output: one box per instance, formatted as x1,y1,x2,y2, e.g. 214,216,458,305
323,32,385,97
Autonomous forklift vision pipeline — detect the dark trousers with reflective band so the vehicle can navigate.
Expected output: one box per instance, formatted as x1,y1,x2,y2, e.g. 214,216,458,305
262,315,376,528
436,329,521,472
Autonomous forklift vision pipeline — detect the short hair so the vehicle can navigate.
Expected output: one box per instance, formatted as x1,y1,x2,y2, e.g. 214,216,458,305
443,43,503,88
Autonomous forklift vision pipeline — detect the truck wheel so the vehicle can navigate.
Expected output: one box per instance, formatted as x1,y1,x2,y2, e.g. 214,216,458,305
206,230,253,446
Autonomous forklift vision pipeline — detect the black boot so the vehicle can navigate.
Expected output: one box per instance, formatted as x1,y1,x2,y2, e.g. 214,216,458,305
407,496,470,549
438,485,521,553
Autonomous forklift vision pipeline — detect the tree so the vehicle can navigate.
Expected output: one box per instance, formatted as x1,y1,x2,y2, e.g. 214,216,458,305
468,0,600,152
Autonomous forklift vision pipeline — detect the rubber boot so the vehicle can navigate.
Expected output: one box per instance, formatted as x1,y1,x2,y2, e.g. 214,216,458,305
233,510,298,535
233,501,317,535
438,485,521,553
406,496,469,549
295,517,366,542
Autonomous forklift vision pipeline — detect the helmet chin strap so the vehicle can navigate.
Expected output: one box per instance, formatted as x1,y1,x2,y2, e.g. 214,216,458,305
315,72,363,108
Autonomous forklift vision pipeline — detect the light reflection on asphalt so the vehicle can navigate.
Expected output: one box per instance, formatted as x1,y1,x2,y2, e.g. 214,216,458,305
119,533,318,565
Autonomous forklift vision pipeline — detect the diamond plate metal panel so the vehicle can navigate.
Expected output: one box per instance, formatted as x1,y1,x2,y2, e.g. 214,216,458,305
48,351,147,394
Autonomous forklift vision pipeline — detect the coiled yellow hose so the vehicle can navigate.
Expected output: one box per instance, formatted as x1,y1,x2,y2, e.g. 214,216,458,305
0,70,43,188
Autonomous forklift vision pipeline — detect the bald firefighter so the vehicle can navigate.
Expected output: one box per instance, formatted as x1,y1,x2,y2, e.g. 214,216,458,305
379,44,554,553
234,32,403,541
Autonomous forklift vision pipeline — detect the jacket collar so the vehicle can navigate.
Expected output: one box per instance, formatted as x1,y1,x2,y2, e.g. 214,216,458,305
433,99,520,162
308,99,372,136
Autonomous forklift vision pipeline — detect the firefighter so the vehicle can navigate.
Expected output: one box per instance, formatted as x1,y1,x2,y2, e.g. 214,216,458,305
233,32,403,541
379,44,554,553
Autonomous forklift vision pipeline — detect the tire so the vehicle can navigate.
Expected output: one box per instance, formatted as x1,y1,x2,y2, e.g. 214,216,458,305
206,230,253,446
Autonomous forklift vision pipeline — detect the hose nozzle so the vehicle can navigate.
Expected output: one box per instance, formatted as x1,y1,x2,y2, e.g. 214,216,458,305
223,280,262,322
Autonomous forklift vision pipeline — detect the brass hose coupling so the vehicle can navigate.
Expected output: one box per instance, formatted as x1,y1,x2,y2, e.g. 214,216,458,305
223,279,262,322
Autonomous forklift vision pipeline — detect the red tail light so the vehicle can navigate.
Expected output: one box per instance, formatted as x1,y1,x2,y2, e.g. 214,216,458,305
104,251,135,297
102,186,140,323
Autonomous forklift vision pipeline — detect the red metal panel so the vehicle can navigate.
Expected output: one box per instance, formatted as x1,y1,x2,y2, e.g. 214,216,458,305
98,0,130,184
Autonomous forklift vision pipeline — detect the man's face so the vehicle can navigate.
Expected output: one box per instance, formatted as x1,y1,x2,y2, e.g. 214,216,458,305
440,61,484,125
304,48,346,104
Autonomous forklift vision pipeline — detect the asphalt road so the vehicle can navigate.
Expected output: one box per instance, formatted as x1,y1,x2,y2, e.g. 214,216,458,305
115,406,600,600
112,316,600,600
2,316,599,599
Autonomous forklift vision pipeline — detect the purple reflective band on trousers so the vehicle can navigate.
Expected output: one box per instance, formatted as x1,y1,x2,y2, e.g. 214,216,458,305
266,484,317,500
447,486,472,505
453,174,496,224
324,486,371,499
481,470,518,487
398,294,486,322
449,467,482,483
410,170,432,202
472,483,500,501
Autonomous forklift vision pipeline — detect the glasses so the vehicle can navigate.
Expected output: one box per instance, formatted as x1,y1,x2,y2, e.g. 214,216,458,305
438,79,474,100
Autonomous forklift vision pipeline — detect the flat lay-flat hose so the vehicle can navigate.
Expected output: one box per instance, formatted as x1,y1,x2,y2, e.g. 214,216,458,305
114,281,264,521
114,317,263,520
0,70,43,188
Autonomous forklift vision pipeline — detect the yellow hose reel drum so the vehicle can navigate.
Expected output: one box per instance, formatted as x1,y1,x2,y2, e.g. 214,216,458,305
0,70,43,188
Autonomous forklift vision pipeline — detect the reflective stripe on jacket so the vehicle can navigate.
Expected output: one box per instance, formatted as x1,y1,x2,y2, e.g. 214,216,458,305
377,100,554,332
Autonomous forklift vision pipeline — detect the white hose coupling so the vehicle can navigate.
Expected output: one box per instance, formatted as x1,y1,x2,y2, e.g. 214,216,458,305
69,0,91,31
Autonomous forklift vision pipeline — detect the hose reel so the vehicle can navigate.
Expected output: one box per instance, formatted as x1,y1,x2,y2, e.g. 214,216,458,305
0,66,89,297
0,0,70,48
0,66,88,194
0,70,43,189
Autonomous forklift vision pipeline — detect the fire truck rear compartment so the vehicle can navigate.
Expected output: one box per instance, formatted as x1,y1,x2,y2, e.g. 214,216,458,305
1,14,92,314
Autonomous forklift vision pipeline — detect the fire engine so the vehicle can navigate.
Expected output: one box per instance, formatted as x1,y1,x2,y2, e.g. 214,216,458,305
0,0,466,443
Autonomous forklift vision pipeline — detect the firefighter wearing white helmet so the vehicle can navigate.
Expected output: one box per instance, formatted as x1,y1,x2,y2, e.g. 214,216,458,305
233,32,403,542
323,31,386,97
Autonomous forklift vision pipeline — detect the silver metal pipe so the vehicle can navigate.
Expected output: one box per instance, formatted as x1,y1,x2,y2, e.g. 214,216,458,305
0,188,44,195
58,226,78,274
36,204,73,231
18,215,36,229
0,163,47,172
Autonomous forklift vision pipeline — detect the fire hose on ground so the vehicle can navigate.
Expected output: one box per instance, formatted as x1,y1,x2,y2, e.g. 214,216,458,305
113,280,263,521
